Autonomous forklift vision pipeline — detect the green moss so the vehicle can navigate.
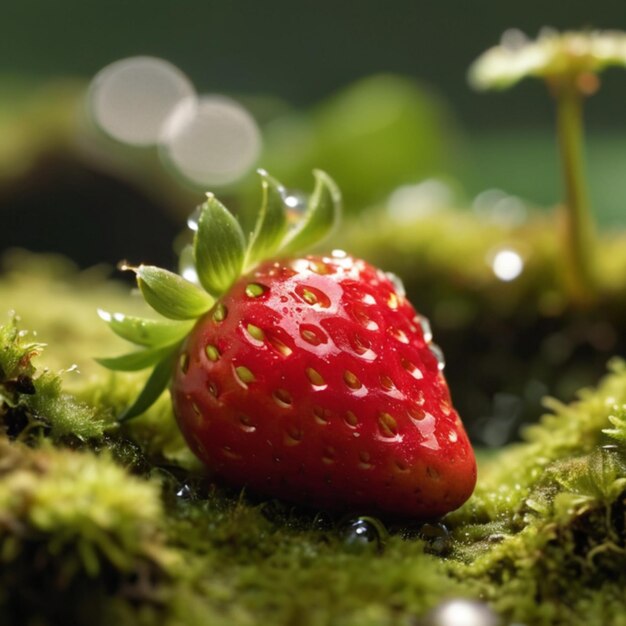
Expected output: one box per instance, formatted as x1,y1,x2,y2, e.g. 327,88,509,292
3,252,626,625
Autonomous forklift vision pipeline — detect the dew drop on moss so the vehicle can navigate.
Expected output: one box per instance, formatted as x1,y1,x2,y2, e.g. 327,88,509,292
417,522,451,556
175,482,196,501
339,516,387,554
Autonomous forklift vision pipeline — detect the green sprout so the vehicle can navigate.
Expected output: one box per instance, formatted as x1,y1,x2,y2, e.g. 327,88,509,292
469,28,626,304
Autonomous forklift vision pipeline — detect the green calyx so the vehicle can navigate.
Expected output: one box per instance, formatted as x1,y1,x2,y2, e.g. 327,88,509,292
98,170,341,422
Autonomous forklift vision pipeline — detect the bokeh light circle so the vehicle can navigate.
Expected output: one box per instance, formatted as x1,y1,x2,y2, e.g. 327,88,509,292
159,95,261,186
89,56,196,146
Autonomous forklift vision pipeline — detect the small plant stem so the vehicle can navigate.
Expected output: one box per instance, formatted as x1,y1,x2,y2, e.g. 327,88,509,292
554,83,596,304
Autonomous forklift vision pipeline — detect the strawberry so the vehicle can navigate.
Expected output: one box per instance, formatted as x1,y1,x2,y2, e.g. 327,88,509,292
99,170,476,518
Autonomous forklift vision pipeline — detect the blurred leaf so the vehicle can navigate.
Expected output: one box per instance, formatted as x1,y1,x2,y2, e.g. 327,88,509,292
119,351,177,422
96,345,175,372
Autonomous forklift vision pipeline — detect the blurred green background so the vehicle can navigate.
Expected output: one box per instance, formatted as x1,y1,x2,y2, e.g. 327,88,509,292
2,0,626,266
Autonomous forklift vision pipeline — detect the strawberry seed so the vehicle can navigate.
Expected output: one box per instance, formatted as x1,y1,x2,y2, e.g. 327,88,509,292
205,345,220,362
306,367,326,387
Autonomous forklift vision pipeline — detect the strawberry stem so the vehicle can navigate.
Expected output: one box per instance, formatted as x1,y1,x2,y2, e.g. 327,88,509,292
553,79,597,305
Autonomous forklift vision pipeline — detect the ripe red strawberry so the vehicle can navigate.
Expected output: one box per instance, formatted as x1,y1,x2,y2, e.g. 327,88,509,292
99,170,476,518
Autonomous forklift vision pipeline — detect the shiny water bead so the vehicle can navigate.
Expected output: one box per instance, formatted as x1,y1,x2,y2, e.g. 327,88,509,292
339,516,388,554
429,343,446,370
417,522,451,556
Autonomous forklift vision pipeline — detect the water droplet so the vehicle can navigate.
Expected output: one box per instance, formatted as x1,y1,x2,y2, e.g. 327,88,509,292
175,482,196,501
385,272,406,297
331,249,347,259
186,205,202,232
339,516,387,554
424,599,499,626
416,315,433,343
418,522,451,556
284,191,307,210
283,190,308,224
429,343,446,371
181,264,199,284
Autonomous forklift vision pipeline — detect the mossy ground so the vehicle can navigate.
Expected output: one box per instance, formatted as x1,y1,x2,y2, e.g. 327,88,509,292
3,241,626,626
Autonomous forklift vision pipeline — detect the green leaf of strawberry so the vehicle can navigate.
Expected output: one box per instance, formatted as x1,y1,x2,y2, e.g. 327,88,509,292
119,350,179,422
97,310,193,348
136,265,214,320
281,169,341,254
245,170,289,269
95,344,178,372
194,194,247,296
99,170,476,518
